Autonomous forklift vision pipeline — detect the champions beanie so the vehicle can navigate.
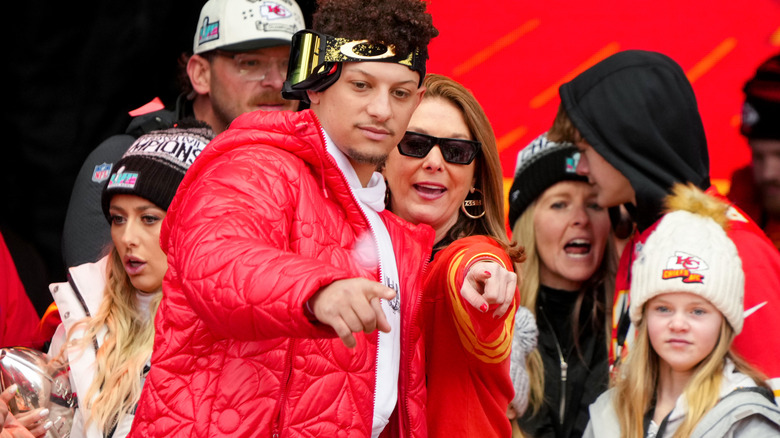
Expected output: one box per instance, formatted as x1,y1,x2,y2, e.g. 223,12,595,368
629,185,745,334
741,52,780,140
101,124,214,222
193,0,305,54
507,133,587,228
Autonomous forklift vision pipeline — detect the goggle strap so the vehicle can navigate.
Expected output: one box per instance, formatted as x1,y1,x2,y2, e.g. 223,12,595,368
283,30,425,102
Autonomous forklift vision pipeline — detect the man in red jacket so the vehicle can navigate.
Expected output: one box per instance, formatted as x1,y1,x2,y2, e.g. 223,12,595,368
547,49,780,403
130,1,439,437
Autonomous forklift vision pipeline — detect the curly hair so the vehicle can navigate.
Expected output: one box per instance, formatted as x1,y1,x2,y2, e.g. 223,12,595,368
312,0,438,60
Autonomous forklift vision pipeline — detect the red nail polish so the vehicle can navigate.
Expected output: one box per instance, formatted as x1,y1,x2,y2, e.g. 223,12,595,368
484,271,492,277
480,303,488,312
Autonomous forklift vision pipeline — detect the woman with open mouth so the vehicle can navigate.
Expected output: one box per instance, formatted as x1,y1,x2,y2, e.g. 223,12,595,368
506,133,618,438
39,121,212,438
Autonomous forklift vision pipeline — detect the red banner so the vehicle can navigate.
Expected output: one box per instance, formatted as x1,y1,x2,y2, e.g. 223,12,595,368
425,0,780,195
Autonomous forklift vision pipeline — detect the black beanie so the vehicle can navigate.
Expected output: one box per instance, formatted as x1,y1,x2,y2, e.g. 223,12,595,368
507,133,587,228
101,125,214,222
742,52,780,140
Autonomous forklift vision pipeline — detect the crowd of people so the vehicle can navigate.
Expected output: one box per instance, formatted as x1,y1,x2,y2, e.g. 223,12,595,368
2,0,780,437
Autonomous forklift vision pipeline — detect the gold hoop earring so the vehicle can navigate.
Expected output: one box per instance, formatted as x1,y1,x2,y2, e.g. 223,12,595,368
461,187,486,219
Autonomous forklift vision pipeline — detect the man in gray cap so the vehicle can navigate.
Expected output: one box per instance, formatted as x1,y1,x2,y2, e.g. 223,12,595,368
61,0,306,269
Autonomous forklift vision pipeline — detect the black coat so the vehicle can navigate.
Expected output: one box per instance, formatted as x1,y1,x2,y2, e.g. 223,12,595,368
558,50,710,232
518,285,609,438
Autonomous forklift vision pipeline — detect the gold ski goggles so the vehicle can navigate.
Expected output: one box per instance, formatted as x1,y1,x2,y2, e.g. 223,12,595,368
282,30,426,101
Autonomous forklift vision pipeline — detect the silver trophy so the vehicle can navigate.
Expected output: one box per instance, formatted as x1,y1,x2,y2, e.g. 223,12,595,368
0,347,75,438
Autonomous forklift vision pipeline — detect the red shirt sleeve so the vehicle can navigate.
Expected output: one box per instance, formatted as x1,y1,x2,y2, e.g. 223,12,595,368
0,232,41,349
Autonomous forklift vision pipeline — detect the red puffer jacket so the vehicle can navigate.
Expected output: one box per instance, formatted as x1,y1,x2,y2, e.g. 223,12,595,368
129,110,434,437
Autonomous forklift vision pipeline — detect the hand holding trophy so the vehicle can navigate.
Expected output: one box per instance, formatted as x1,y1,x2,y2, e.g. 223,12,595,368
0,348,75,438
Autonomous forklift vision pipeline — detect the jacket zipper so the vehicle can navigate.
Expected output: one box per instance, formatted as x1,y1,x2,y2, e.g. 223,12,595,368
403,247,432,434
371,225,383,428
613,237,636,371
272,339,297,438
66,272,100,352
316,125,387,432
540,306,567,424
312,122,434,434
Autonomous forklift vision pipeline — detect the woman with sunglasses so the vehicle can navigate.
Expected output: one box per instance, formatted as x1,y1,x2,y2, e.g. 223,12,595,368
382,74,535,437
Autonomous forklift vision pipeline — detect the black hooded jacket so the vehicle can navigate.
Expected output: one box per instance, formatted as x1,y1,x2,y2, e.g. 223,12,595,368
517,286,609,438
559,50,710,231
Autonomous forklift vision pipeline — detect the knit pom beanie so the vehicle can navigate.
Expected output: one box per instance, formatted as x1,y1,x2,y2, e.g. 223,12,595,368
629,184,745,333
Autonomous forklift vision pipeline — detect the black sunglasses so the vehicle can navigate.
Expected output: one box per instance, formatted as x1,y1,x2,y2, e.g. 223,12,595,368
397,132,481,165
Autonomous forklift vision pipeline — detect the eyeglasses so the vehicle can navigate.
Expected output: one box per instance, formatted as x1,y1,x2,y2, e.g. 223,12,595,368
215,51,289,82
397,132,481,165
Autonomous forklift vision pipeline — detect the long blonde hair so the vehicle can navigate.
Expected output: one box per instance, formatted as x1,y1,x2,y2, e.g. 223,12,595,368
511,200,617,413
613,316,769,438
64,246,161,433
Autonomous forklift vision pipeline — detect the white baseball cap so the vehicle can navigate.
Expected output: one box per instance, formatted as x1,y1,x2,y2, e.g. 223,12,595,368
193,0,305,54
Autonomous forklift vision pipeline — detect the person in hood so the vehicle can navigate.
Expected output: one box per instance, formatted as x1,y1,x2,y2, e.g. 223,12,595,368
129,1,441,436
547,49,780,403
584,184,780,438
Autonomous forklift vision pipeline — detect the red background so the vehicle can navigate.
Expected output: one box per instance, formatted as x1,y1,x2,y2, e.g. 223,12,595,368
423,0,780,196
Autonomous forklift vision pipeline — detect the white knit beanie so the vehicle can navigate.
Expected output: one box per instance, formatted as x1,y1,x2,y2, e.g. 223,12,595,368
630,208,745,333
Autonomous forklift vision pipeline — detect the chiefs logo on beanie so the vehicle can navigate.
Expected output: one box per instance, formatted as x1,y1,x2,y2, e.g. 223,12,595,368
630,184,745,334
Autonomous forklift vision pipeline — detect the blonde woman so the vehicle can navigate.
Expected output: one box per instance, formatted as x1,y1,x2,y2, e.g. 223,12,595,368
507,133,617,438
585,184,780,438
45,123,212,438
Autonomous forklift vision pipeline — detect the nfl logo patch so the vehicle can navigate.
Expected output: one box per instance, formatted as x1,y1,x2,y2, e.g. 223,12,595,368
92,163,112,183
565,152,581,173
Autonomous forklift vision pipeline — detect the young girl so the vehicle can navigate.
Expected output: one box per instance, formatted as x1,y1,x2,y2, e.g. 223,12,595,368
45,122,212,438
584,184,780,438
